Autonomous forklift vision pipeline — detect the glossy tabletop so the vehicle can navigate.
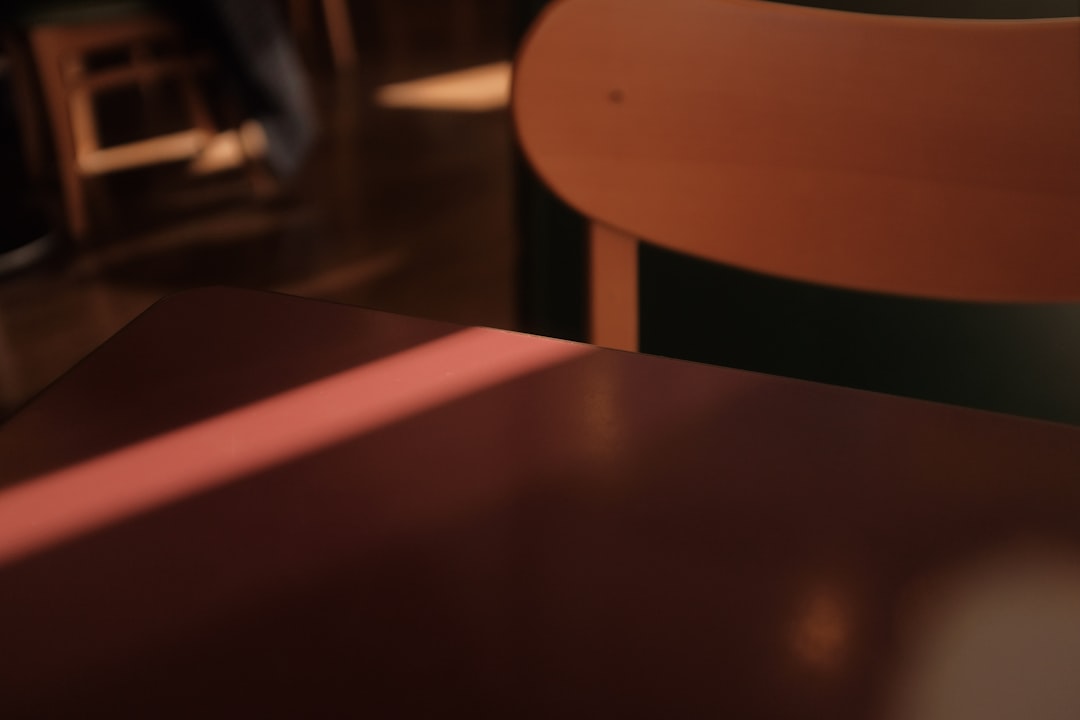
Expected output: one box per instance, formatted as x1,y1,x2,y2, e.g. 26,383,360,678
2,287,1080,718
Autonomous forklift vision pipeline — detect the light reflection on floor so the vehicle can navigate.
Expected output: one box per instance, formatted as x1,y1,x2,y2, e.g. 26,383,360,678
375,61,513,112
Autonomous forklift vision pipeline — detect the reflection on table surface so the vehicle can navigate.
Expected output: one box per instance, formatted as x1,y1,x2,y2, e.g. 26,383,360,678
2,288,1080,718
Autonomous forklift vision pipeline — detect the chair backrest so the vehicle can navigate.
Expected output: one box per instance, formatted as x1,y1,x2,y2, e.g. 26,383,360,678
512,0,1080,351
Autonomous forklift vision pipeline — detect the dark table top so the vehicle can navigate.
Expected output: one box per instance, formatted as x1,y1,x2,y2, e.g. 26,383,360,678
2,287,1080,718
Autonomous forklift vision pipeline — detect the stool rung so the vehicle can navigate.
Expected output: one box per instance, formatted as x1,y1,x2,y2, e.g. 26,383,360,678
79,129,210,175
76,54,212,92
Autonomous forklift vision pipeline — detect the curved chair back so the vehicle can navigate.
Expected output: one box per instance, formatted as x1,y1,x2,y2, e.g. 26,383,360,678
513,0,1080,350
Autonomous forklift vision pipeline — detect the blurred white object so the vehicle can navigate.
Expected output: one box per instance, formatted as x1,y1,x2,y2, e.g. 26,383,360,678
375,61,511,113
888,549,1080,720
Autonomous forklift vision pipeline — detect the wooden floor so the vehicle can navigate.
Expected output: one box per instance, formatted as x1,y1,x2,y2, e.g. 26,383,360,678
0,7,517,419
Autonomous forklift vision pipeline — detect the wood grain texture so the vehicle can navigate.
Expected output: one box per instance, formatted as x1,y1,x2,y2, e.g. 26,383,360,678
513,0,1080,301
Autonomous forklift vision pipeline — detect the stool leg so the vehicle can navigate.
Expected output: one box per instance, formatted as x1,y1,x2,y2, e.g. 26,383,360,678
323,0,358,72
28,29,91,242
67,60,100,165
2,33,47,184
178,62,217,138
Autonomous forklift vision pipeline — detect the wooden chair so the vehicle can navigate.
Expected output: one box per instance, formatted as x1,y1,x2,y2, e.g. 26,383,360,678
513,0,1080,351
16,1,219,242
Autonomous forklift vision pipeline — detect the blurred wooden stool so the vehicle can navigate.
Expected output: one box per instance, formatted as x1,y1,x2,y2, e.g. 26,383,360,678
16,1,218,242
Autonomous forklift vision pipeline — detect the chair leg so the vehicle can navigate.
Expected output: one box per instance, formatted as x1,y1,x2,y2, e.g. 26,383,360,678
590,222,639,352
28,28,91,243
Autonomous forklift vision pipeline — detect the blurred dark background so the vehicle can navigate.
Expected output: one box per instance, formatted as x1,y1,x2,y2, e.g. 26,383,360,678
2,0,1080,425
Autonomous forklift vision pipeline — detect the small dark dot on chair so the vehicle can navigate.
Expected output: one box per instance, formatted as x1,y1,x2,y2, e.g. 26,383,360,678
609,89,624,104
